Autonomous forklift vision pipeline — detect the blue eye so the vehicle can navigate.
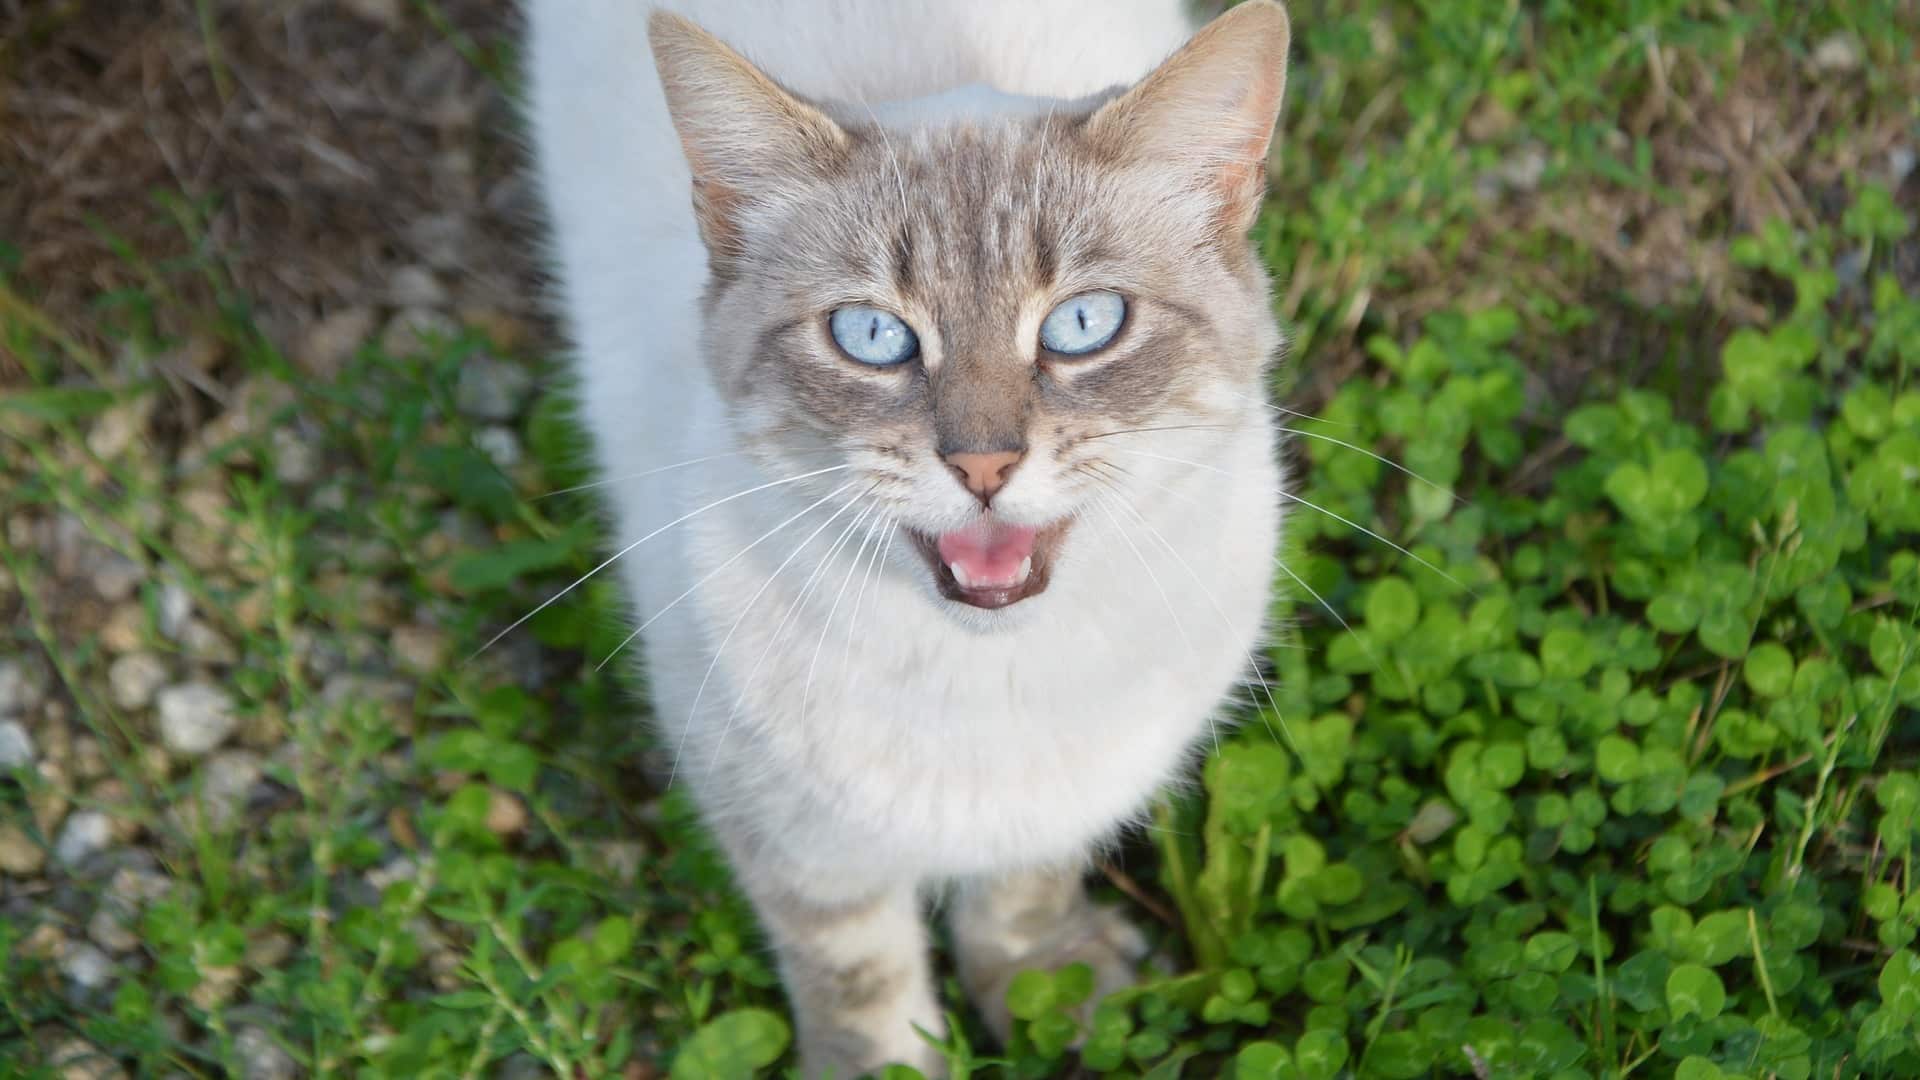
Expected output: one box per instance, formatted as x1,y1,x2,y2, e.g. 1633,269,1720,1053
1039,290,1126,356
829,306,918,366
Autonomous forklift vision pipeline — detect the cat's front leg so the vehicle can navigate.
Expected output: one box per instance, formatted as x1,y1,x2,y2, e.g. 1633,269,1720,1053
739,872,947,1078
949,867,1155,1044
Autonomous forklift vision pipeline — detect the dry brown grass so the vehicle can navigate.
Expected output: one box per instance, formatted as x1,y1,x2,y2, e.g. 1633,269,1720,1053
1,0,538,359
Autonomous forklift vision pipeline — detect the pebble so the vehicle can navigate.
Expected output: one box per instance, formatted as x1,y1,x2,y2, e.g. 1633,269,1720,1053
0,823,45,875
380,307,458,356
60,941,114,991
407,212,471,270
486,788,528,838
54,810,112,867
300,306,378,379
342,0,403,29
155,683,238,756
1811,33,1860,74
107,653,168,711
453,354,533,421
47,1034,127,1080
1891,145,1915,186
389,265,449,308
198,750,264,829
0,655,49,714
157,582,194,641
475,425,523,469
270,426,321,486
236,1026,297,1080
86,907,140,954
391,623,448,675
98,604,147,654
85,396,152,461
0,718,34,768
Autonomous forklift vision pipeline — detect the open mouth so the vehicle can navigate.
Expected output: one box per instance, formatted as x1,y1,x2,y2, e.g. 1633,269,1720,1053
906,518,1071,610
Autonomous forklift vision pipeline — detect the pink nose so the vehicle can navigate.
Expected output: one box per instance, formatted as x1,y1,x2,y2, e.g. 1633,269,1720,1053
943,450,1024,506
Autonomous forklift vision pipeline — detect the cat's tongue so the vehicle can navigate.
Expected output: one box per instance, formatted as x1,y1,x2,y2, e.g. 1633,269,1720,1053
935,520,1038,591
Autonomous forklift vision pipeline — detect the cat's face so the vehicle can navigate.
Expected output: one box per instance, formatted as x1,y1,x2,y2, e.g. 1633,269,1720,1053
652,4,1290,615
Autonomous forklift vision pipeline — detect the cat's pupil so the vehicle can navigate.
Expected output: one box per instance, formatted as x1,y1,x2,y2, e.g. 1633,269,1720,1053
869,319,879,342
1077,307,1087,331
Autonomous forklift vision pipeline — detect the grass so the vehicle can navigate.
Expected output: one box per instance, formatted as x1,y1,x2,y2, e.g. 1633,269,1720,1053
1,0,1917,1077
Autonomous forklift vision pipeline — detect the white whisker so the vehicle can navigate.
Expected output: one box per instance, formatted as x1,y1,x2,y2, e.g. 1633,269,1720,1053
710,497,879,769
471,462,853,661
1093,494,1192,653
531,450,747,500
1229,388,1350,427
1092,475,1295,751
803,510,888,723
1284,428,1460,501
595,477,863,671
1096,463,1380,666
843,521,896,695
1107,448,1466,592
671,485,873,787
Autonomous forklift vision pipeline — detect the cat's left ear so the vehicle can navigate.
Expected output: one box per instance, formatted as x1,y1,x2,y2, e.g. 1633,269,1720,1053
649,12,850,260
1085,0,1290,238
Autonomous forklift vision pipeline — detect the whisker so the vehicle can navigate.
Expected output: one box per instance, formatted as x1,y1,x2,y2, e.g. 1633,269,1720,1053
1091,474,1295,751
710,497,879,769
1107,448,1467,592
1093,494,1192,653
1090,462,1378,666
594,477,862,671
1283,428,1461,501
471,462,854,660
1228,388,1351,428
1275,490,1468,593
803,510,888,723
1270,554,1381,670
1079,423,1233,442
843,520,896,695
671,485,874,787
531,450,748,501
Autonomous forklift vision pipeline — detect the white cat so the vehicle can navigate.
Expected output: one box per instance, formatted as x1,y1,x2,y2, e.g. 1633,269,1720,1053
525,0,1290,1072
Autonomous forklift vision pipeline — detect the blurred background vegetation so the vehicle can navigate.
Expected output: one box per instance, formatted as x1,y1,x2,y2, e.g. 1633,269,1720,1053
1,0,1916,1076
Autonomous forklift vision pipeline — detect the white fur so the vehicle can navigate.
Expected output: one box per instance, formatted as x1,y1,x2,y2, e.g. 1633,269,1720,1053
525,0,1281,931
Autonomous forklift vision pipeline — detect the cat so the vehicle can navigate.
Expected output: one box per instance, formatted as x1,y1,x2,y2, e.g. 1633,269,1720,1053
524,0,1291,1073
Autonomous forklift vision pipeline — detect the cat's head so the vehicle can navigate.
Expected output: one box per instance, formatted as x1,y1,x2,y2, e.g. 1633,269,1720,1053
651,2,1289,615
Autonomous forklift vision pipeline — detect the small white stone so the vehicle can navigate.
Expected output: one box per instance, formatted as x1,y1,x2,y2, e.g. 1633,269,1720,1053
198,751,263,829
48,1035,127,1080
107,653,168,711
475,425,523,469
1811,33,1860,73
87,908,140,954
0,718,33,769
236,1026,297,1080
60,942,115,991
453,355,534,421
342,0,403,28
380,307,458,356
155,683,238,756
270,427,320,486
54,810,112,866
300,306,378,380
0,655,48,714
389,265,449,308
157,583,193,641
0,823,44,875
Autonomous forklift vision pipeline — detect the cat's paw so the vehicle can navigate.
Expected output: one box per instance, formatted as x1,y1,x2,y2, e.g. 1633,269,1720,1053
954,899,1157,1044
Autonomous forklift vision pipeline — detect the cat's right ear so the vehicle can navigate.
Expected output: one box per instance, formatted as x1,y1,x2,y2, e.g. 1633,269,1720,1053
648,12,849,260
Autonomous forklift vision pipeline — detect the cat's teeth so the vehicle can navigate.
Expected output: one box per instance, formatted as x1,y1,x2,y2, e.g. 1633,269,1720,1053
1016,556,1033,583
949,561,976,590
